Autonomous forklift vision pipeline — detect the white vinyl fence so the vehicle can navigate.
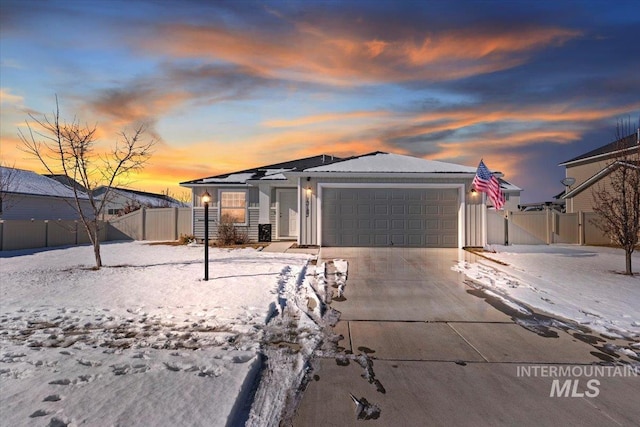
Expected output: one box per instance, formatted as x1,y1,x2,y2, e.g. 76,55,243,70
0,219,106,251
486,209,615,246
0,207,192,251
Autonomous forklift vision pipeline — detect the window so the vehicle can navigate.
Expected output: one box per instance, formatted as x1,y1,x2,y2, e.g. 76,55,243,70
219,190,247,224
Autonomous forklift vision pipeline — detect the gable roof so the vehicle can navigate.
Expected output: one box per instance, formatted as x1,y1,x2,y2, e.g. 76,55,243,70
1,166,89,199
303,151,478,174
180,154,344,185
94,186,186,207
498,177,522,193
559,132,639,166
44,174,88,193
561,160,640,199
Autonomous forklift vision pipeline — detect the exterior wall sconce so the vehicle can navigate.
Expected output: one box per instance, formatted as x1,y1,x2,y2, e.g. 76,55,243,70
201,190,211,281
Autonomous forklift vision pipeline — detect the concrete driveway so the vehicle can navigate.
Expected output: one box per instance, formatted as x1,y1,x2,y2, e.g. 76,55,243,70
292,248,639,426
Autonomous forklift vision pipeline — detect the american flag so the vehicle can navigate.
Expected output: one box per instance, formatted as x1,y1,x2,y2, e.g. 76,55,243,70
472,160,505,210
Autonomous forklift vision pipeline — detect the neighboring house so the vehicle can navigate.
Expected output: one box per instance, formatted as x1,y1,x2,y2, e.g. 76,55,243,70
181,152,516,248
559,131,640,213
0,166,93,220
44,174,88,193
93,186,188,219
493,178,522,212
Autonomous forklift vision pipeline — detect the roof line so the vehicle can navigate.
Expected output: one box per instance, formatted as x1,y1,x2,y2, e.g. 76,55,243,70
562,160,639,199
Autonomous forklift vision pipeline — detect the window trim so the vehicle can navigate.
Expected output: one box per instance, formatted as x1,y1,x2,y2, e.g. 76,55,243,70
218,189,248,226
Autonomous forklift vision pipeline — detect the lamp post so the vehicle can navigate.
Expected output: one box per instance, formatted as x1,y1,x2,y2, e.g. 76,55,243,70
202,190,211,281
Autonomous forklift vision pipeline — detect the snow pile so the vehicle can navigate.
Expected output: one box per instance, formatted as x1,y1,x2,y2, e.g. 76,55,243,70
454,245,640,340
0,241,331,427
247,258,349,426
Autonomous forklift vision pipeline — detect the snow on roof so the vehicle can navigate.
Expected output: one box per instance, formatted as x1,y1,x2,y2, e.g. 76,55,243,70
304,152,477,173
498,178,522,192
1,167,89,199
202,173,256,184
94,186,186,207
180,154,344,186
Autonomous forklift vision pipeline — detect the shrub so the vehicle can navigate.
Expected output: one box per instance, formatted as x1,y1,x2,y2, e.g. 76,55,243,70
178,234,196,245
217,214,250,245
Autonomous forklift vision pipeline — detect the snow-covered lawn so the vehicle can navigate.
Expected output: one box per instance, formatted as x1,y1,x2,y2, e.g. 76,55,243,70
4,241,638,426
0,241,340,427
454,244,640,341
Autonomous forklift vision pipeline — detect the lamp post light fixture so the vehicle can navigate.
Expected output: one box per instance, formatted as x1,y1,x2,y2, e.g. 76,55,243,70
202,190,211,281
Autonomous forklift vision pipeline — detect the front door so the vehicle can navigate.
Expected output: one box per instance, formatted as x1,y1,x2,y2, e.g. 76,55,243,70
277,189,298,239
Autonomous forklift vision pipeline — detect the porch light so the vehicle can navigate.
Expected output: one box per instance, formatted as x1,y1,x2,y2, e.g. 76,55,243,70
202,191,211,204
202,190,211,281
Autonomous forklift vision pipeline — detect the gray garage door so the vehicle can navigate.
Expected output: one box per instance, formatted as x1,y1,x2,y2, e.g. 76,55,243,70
322,187,458,247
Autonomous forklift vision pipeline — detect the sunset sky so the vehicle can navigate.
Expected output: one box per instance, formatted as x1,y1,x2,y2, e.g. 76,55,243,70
1,0,639,203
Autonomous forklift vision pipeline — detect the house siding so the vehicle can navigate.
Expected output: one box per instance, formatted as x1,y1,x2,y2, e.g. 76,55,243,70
1,194,93,220
565,161,620,213
193,207,260,242
562,143,640,214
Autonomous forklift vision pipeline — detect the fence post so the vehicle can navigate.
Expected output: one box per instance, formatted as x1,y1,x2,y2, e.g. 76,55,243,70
173,207,178,240
504,210,509,245
545,207,552,244
578,211,585,245
141,207,146,240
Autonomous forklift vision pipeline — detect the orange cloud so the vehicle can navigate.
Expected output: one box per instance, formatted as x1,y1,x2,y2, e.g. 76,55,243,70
0,88,24,105
137,20,582,85
402,27,579,65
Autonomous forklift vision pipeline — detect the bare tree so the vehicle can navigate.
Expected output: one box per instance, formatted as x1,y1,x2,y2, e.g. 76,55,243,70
591,117,640,275
161,187,191,207
0,162,21,217
19,97,156,268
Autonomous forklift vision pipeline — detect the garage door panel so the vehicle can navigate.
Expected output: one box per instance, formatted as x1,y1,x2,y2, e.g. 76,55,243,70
391,219,406,230
408,204,423,214
341,219,355,229
391,205,405,215
374,219,388,230
442,205,458,215
425,219,440,230
408,219,422,230
407,234,423,245
358,219,372,228
322,187,458,247
424,235,439,245
442,235,457,246
340,204,355,215
374,205,389,215
442,220,457,231
357,204,371,214
390,234,406,245
374,191,388,200
424,205,439,215
374,235,389,245
442,190,459,201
